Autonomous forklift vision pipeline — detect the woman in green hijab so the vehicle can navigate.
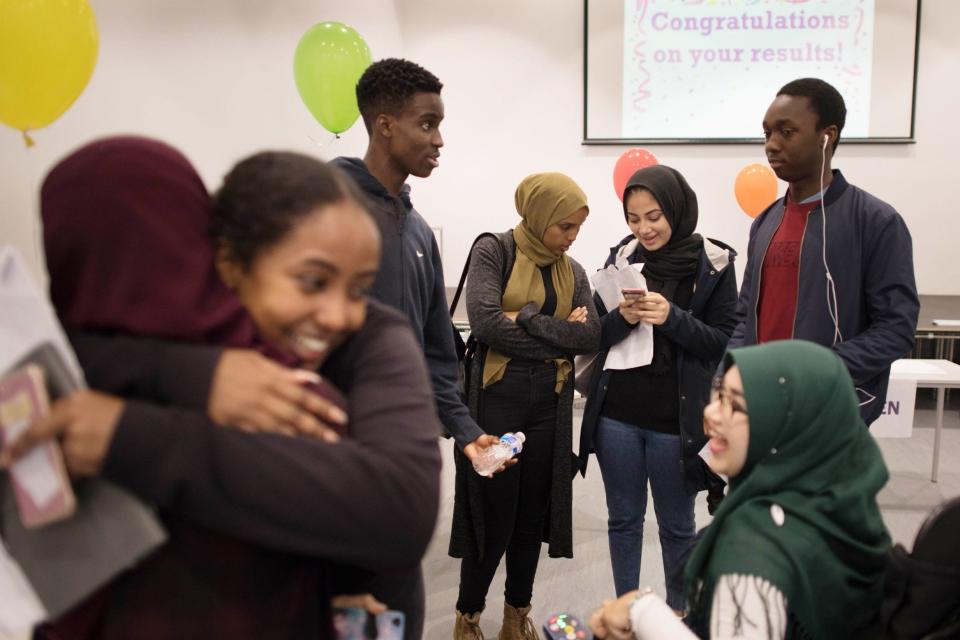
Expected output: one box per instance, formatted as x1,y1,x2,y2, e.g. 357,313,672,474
451,173,601,640
589,340,891,639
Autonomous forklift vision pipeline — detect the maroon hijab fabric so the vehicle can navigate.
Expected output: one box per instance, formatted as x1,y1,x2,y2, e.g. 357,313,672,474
41,135,256,347
36,136,312,639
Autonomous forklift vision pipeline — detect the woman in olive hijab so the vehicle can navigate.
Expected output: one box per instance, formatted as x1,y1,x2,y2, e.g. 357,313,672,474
589,340,891,639
451,173,600,640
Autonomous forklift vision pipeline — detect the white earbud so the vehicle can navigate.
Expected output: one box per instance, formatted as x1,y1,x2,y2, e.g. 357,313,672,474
822,134,829,150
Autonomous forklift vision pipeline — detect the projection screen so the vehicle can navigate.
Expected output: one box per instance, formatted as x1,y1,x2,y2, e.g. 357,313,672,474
584,0,921,144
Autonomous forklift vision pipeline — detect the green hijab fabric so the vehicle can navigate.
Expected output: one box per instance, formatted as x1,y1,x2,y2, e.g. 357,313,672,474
482,173,587,391
684,340,891,638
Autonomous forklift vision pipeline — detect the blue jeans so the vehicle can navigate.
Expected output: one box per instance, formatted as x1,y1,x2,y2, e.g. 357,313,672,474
594,416,696,610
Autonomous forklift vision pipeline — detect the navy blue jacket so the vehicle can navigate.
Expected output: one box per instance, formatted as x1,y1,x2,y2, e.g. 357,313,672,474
579,237,738,492
727,170,919,425
333,157,482,447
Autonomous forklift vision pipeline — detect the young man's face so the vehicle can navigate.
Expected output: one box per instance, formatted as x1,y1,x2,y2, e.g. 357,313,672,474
762,94,832,185
385,92,444,179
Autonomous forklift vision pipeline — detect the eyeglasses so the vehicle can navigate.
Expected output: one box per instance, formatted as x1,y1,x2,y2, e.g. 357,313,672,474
710,376,748,416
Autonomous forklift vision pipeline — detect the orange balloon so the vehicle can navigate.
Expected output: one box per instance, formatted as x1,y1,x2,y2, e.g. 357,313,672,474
734,163,778,217
613,148,658,201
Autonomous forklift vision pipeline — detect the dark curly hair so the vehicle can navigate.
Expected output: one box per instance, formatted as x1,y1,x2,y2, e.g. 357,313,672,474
212,151,374,270
777,78,846,152
356,58,443,133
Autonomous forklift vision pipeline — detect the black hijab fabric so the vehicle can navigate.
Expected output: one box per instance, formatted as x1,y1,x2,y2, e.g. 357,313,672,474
623,165,703,300
622,165,703,374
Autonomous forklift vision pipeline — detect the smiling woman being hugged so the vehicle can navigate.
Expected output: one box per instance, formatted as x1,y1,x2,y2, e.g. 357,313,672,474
22,140,440,639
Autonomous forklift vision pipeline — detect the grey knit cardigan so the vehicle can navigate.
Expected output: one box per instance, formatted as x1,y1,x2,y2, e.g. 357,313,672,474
448,231,600,560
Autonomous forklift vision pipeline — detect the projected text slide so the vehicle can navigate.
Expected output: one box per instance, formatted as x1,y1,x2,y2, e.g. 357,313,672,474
622,0,875,139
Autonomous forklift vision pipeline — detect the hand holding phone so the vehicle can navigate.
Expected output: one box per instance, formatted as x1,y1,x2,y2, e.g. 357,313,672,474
0,365,76,528
333,607,405,640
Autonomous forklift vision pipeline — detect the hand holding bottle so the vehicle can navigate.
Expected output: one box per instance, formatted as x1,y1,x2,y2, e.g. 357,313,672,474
472,432,525,477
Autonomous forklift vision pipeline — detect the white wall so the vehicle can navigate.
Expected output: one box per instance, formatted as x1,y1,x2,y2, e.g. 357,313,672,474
1,0,955,294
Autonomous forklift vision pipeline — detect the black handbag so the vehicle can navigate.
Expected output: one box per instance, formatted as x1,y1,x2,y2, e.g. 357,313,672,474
449,232,509,404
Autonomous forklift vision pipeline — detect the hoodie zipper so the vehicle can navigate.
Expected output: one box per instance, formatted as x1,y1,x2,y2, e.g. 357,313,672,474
389,195,409,316
393,196,407,234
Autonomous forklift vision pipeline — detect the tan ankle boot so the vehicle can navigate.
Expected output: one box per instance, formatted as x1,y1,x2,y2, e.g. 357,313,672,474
497,603,538,640
455,610,484,640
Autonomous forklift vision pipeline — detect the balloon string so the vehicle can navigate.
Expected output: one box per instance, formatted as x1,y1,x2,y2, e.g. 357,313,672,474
307,132,339,148
22,130,35,148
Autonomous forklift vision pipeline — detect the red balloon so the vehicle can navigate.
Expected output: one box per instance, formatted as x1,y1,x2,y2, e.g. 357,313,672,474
613,148,659,201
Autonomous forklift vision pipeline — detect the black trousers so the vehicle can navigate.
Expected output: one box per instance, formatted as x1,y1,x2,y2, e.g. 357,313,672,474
456,360,558,614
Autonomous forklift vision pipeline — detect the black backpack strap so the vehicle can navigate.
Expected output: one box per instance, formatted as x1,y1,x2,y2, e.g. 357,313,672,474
449,232,509,317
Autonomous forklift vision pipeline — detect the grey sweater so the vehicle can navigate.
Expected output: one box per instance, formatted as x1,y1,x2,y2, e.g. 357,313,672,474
465,232,600,359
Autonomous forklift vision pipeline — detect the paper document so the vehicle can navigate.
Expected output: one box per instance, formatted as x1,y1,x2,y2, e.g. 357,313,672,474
0,248,84,384
0,246,167,617
591,263,647,310
0,541,45,640
590,239,654,371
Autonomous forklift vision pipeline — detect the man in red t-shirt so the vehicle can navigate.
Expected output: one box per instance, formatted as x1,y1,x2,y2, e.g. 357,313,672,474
726,78,918,425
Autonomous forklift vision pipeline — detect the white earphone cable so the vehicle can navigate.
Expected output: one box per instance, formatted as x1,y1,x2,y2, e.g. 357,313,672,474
819,135,870,406
819,134,843,347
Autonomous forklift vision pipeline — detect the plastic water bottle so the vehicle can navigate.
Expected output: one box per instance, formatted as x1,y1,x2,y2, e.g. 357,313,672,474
473,432,525,477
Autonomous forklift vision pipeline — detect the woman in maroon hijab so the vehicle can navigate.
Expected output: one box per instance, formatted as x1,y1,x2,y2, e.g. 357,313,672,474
40,135,344,437
10,136,441,638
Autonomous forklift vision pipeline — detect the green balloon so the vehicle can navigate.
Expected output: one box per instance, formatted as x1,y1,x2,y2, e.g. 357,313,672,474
293,21,372,134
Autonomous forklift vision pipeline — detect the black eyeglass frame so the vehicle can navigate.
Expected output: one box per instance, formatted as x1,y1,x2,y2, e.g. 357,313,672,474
710,376,748,416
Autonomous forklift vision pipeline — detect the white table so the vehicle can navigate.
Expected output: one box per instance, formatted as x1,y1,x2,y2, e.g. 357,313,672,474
889,359,960,482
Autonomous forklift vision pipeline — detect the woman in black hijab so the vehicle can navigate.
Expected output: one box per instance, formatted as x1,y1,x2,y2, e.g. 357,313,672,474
578,165,738,613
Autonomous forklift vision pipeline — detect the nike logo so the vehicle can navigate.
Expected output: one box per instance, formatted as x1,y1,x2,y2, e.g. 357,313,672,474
416,250,424,258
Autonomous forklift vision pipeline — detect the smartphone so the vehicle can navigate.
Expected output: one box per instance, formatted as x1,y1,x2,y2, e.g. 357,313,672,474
0,364,76,528
621,287,647,300
333,607,371,640
375,610,405,640
333,608,405,640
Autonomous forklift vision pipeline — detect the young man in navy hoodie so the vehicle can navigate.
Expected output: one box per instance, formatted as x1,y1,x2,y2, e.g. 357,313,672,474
727,77,919,425
333,57,496,640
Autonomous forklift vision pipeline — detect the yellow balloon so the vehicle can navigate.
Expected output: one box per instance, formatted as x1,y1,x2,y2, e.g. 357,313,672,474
0,0,99,145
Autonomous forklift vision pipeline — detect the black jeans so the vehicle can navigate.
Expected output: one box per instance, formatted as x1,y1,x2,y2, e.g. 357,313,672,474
457,359,559,614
